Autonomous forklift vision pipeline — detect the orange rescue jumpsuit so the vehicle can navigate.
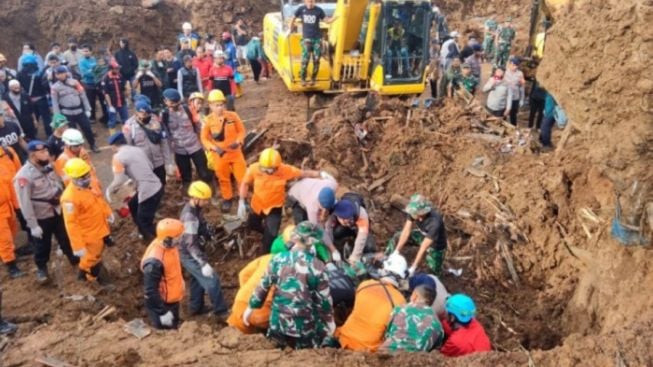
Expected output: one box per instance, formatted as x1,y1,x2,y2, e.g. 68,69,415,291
227,254,275,333
54,147,102,195
242,163,302,215
60,183,112,280
0,164,19,263
200,110,247,200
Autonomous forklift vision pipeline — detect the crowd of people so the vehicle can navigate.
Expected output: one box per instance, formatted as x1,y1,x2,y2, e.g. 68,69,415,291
0,2,495,358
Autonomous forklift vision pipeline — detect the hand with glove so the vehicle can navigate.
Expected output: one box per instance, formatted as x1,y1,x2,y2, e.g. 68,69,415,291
74,248,87,258
107,213,115,224
165,164,177,177
201,263,214,278
105,190,114,204
85,110,91,119
331,249,342,263
408,265,416,277
108,106,116,114
159,310,174,327
242,306,253,327
320,171,335,181
327,320,336,335
30,226,44,239
237,199,247,219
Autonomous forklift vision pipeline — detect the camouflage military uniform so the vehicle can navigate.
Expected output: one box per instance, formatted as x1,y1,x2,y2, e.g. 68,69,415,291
249,249,334,349
482,19,498,63
495,26,516,68
459,74,480,93
382,304,444,352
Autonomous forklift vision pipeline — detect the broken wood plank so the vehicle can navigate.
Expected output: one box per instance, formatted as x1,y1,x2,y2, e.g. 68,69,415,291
368,173,396,192
35,356,77,367
498,239,520,286
92,305,116,322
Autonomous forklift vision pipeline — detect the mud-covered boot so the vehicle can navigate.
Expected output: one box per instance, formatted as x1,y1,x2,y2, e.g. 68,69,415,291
7,261,25,279
221,199,232,213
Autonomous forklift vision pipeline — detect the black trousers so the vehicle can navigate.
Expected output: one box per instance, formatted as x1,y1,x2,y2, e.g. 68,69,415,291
509,99,520,126
65,113,96,147
429,78,438,98
528,98,545,129
248,207,283,253
146,301,180,330
174,150,211,186
153,165,167,187
84,84,99,122
249,59,262,82
291,202,308,225
128,189,163,241
34,215,77,270
332,224,377,254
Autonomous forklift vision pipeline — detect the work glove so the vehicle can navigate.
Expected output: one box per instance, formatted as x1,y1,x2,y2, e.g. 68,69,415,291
74,248,87,258
85,110,91,119
327,320,336,335
105,190,114,204
242,307,253,327
108,106,116,114
159,311,174,327
165,164,177,177
201,264,214,278
320,171,335,181
107,213,115,224
103,235,115,247
519,99,525,108
408,266,416,277
213,147,225,157
237,199,247,219
30,226,44,239
331,249,342,263
227,142,240,150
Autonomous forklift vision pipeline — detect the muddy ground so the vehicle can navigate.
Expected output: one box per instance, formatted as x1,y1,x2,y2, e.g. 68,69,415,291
1,0,652,366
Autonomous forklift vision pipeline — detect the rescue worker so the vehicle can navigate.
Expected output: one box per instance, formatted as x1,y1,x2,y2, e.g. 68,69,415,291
178,22,201,51
54,129,102,194
106,132,163,242
237,147,329,253
381,285,444,352
200,89,247,212
60,158,113,283
1,143,31,258
177,55,202,100
228,252,275,333
270,224,331,263
209,51,236,111
101,61,129,134
286,177,337,225
179,181,229,317
391,194,447,276
123,101,175,186
46,113,69,158
409,272,450,317
494,17,516,68
323,193,375,263
336,253,408,351
244,221,334,349
14,140,77,283
160,88,212,190
289,0,337,86
440,293,492,357
142,218,185,329
482,18,498,63
0,158,23,278
50,65,97,152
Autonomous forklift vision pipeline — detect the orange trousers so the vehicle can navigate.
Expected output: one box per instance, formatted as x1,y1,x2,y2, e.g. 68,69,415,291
212,150,247,200
79,239,105,281
227,299,272,334
0,216,17,263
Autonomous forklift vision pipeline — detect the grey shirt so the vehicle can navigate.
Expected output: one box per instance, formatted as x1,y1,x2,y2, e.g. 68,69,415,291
123,115,173,169
51,78,91,116
504,69,525,102
483,78,513,112
179,203,209,267
13,161,64,228
163,107,203,155
108,145,162,203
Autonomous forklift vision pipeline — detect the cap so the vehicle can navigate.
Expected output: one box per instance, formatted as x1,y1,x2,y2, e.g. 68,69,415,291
134,101,152,113
54,65,68,74
162,88,181,102
472,44,482,52
27,140,47,152
108,132,127,145
333,200,356,220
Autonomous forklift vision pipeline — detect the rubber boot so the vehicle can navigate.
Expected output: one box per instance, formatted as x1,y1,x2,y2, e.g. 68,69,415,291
6,261,25,279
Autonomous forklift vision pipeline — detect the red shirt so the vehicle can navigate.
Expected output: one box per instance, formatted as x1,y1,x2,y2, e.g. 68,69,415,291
440,318,491,357
193,55,214,90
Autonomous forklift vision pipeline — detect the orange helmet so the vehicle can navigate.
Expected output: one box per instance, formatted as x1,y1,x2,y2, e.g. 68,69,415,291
156,218,185,241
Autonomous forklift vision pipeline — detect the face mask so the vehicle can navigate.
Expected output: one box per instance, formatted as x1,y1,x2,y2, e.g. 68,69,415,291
74,176,92,188
141,115,152,124
36,159,50,167
70,46,77,51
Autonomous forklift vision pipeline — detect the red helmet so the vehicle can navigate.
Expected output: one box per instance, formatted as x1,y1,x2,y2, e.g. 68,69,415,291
221,32,232,40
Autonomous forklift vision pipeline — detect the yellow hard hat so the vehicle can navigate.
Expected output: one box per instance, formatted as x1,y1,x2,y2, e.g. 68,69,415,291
156,218,185,240
207,89,226,103
189,92,204,101
282,224,296,243
188,181,212,199
64,158,91,179
259,148,282,169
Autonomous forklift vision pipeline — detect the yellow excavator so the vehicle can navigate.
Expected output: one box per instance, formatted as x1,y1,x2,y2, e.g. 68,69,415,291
523,0,567,77
263,0,433,95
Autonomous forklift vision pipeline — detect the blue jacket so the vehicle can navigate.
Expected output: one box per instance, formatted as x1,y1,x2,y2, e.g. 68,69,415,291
79,56,98,86
543,93,557,118
224,41,238,69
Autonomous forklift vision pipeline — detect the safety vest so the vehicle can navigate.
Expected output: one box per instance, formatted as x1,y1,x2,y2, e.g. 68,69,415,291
141,241,185,304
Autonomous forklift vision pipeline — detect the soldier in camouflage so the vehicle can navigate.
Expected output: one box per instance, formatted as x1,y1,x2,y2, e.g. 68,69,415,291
387,194,447,276
495,17,516,68
244,221,335,349
482,19,498,63
381,285,444,352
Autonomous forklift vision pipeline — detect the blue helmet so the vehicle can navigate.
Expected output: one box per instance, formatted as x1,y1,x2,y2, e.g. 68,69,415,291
318,187,336,210
134,100,152,113
333,199,355,220
445,294,476,324
21,54,38,66
162,88,181,103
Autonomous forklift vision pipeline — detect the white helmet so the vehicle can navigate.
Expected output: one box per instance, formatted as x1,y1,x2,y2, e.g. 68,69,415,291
383,253,408,279
213,50,225,58
182,22,192,31
62,128,85,146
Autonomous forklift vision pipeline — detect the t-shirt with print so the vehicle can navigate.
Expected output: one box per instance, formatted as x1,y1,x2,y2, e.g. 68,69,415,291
294,5,326,39
0,121,26,160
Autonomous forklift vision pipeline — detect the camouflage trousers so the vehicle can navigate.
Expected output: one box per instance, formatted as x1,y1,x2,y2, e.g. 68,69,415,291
386,230,446,276
267,329,317,349
300,38,322,81
482,35,495,62
494,42,512,69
